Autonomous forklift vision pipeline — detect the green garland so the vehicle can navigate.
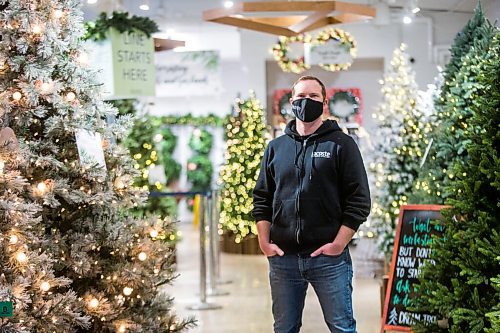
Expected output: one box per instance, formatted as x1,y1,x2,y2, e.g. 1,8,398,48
162,113,228,127
83,11,159,41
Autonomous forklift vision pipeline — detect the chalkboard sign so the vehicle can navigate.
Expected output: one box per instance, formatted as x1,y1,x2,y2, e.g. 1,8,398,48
381,205,447,332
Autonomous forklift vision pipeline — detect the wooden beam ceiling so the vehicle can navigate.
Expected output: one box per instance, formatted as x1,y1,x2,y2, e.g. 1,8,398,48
203,1,376,36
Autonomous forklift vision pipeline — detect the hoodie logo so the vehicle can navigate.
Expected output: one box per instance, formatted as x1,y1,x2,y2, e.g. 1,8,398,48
312,151,331,158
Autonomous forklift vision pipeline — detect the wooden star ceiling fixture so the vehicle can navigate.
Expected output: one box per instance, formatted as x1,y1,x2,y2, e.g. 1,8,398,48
203,1,376,37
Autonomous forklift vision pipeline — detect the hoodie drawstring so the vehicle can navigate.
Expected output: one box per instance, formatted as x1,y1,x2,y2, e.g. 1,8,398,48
309,140,318,180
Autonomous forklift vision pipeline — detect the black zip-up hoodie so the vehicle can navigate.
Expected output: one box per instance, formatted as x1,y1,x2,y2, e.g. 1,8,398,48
252,119,371,254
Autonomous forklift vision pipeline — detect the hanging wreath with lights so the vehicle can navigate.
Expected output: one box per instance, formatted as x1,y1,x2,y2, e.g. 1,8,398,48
272,34,311,74
278,91,293,119
328,90,360,121
313,28,357,72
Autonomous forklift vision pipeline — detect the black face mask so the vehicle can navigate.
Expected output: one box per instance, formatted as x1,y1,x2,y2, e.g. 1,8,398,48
291,98,324,122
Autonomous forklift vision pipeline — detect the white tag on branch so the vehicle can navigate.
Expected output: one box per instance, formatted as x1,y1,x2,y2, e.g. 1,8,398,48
75,129,107,171
0,127,20,152
419,138,433,169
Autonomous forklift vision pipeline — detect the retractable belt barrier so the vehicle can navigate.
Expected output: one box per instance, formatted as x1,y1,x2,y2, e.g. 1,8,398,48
150,191,229,310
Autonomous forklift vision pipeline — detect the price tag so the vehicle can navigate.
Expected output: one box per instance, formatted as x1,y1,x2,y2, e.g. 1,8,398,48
0,301,13,317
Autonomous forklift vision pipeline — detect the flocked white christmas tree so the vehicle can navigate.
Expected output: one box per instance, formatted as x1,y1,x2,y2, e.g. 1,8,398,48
369,44,431,259
0,1,194,332
0,129,90,332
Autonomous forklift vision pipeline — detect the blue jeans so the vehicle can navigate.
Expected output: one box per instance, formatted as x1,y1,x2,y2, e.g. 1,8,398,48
267,249,356,333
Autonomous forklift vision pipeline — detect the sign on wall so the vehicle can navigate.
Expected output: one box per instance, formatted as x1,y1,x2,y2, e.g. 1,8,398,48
381,204,447,332
155,50,222,97
304,38,353,66
89,28,156,99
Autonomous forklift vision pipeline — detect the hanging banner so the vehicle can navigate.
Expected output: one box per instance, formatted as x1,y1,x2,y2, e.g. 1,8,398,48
305,39,352,65
89,28,156,99
304,28,357,71
155,50,222,97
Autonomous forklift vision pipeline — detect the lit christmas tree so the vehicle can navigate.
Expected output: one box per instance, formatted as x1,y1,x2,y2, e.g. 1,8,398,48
416,4,491,203
0,131,89,331
0,1,194,332
369,44,431,259
219,93,268,244
411,30,500,333
122,113,179,219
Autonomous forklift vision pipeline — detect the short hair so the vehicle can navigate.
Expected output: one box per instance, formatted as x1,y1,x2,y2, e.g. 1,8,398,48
291,76,327,102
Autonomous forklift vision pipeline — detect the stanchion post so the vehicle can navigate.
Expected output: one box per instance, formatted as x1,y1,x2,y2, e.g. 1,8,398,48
213,189,232,285
187,194,222,310
207,190,229,296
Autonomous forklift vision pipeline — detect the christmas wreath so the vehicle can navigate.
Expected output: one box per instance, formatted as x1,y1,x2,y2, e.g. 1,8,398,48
278,91,293,119
328,91,360,121
272,34,311,74
314,28,357,72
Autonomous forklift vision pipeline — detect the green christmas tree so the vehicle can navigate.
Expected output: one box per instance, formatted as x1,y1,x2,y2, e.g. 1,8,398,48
0,1,194,332
440,2,487,99
411,30,500,333
219,93,268,244
369,44,430,259
416,3,492,203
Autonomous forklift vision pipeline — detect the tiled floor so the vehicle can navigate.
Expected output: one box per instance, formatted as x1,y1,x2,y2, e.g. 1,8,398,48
164,222,386,333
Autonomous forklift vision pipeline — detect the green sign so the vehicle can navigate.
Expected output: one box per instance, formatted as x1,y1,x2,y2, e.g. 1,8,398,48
0,301,13,317
110,28,155,98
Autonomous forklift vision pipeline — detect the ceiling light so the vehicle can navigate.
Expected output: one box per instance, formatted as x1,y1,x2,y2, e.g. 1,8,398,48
403,15,412,24
139,0,150,11
224,1,234,8
87,0,98,4
412,7,420,14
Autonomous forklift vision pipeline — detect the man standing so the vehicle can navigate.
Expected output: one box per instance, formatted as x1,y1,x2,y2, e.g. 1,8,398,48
253,76,371,333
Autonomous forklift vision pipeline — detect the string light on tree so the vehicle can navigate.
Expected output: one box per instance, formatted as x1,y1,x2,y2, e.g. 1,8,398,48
12,91,22,101
53,9,64,19
65,91,76,102
9,234,18,244
40,281,51,292
123,287,133,296
88,298,99,309
32,24,42,34
16,251,28,263
138,252,147,261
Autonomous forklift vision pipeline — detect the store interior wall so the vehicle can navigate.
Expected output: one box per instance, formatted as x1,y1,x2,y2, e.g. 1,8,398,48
148,11,475,118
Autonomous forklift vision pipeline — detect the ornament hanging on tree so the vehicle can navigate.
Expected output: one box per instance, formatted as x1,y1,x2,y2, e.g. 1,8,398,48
0,127,19,152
